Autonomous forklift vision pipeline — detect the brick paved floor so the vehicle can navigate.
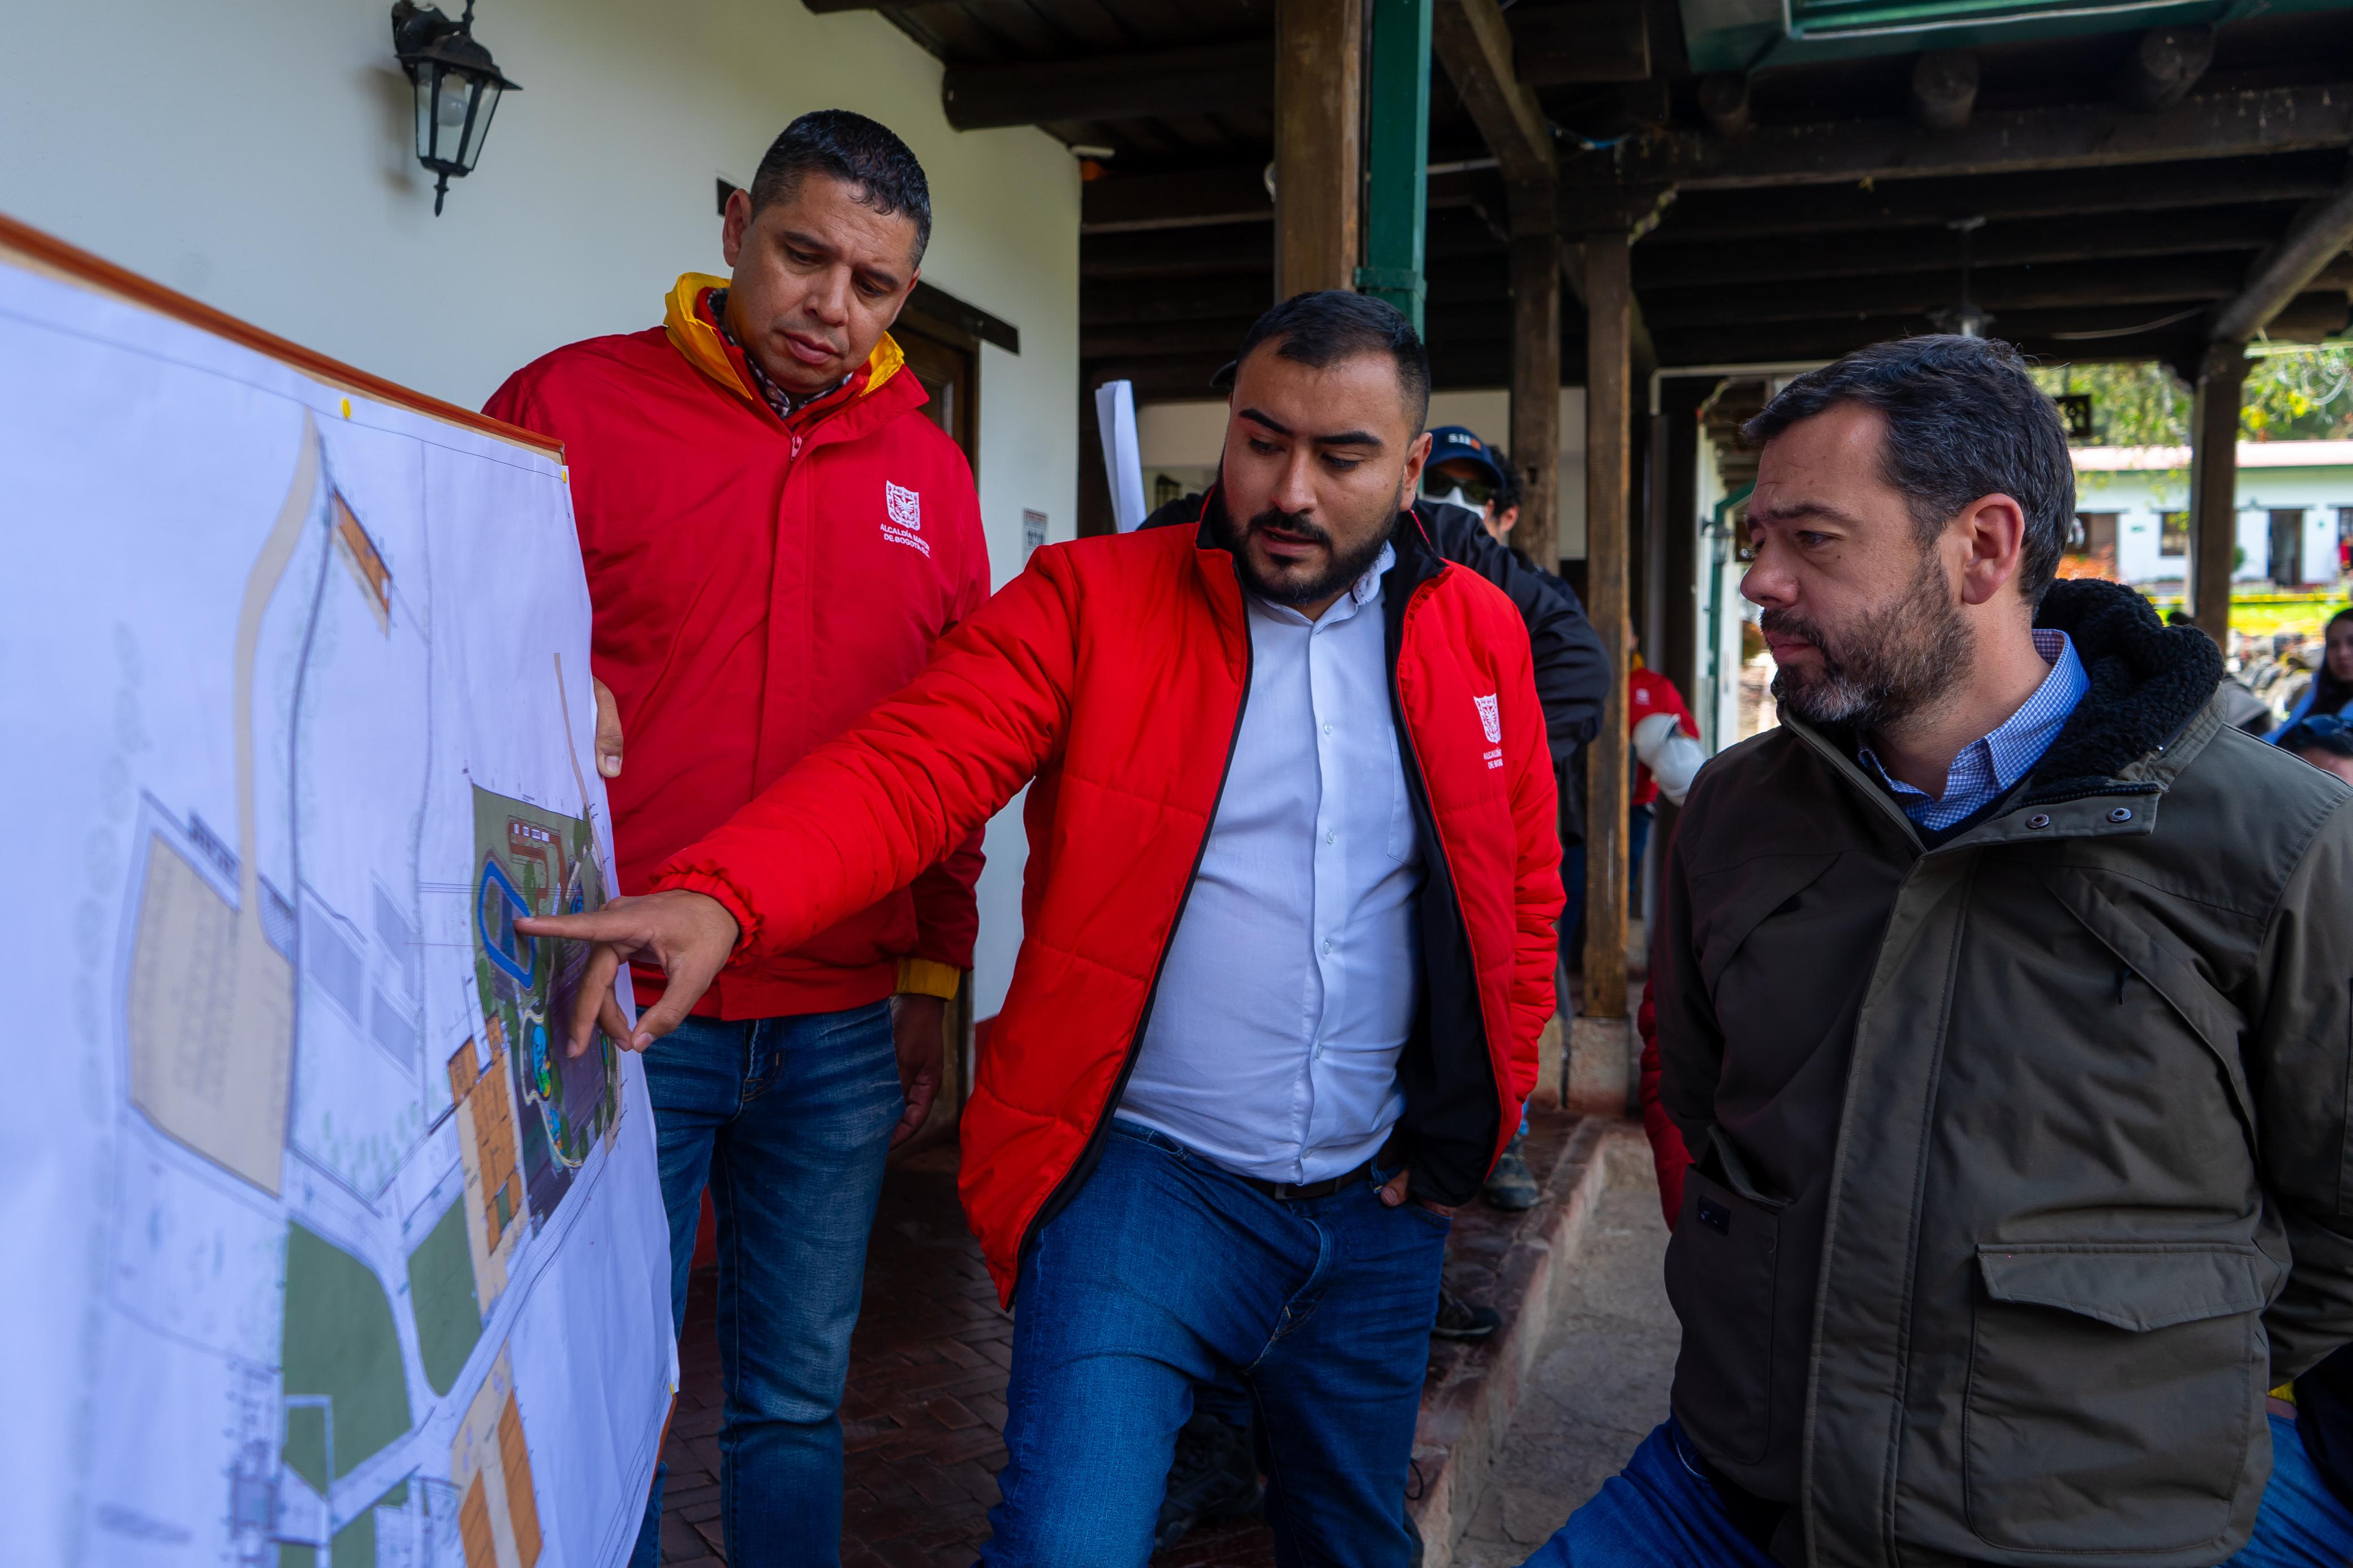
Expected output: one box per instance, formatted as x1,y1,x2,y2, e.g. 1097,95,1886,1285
653,1115,1586,1567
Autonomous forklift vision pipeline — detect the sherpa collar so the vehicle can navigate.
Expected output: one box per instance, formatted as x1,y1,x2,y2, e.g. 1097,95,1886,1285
2026,577,2221,792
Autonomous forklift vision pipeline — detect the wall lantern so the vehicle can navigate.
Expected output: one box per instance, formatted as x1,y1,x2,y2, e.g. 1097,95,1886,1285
390,1,520,215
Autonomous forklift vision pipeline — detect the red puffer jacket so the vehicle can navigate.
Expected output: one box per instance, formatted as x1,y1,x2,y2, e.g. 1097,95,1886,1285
652,509,1564,1301
486,274,989,1018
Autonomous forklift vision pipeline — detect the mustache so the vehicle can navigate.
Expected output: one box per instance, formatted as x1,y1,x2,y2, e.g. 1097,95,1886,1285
1759,607,1829,653
1247,508,1330,546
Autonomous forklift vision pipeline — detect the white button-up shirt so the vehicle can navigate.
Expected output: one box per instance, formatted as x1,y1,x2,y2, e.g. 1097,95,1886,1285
1117,545,1426,1184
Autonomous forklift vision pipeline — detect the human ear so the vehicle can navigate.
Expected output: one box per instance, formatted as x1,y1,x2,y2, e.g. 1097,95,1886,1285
1956,493,2027,607
721,189,752,269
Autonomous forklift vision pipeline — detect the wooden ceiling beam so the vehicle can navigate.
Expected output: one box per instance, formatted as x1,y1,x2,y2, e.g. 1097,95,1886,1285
1636,205,2287,290
1432,0,1556,200
2210,175,2353,343
942,41,1270,132
1569,83,2353,195
1641,252,2353,330
1648,154,2347,243
1647,291,2349,369
1509,1,1649,87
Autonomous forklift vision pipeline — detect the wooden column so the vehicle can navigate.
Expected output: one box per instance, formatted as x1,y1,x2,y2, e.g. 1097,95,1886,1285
2188,343,2248,646
1581,231,1634,1021
1510,219,1562,571
1274,0,1364,300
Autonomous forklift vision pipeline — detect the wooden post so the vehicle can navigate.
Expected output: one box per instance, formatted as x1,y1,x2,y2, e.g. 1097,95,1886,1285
2188,343,2248,646
1581,231,1633,1022
1274,0,1364,300
1510,217,1562,571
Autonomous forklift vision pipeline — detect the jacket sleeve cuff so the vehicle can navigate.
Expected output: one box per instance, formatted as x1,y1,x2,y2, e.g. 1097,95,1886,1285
647,867,761,958
895,957,963,1000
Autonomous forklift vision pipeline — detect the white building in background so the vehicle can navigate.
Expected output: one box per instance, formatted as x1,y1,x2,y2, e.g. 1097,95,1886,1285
2072,441,2353,587
0,0,1081,1030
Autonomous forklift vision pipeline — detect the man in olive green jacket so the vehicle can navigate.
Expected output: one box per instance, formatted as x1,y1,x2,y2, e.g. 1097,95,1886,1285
1520,336,2353,1568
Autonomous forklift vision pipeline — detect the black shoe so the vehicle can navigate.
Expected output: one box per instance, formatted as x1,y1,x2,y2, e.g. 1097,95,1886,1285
1431,1286,1501,1341
1153,1411,1264,1551
1483,1132,1540,1212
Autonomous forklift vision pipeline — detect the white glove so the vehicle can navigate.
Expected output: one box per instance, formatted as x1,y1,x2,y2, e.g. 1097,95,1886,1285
1634,711,1706,807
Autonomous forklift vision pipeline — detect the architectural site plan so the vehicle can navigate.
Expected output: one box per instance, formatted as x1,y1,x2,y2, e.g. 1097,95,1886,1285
2,247,673,1568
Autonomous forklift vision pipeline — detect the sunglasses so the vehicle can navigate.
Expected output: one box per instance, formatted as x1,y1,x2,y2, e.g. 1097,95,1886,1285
1421,472,1498,507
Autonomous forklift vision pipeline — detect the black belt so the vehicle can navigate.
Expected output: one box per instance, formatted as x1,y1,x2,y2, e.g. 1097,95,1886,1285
1236,1157,1376,1202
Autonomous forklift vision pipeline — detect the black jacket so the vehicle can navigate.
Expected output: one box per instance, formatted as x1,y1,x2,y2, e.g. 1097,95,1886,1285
1139,493,1610,766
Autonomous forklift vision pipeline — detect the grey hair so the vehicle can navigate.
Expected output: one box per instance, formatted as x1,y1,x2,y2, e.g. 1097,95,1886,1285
1741,335,2076,604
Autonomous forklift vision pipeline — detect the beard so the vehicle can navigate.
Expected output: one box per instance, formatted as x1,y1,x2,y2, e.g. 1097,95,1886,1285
1765,551,1973,732
1205,477,1402,607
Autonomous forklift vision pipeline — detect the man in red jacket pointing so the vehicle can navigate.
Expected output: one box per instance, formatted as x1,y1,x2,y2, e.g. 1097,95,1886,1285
524,292,1561,1565
485,112,989,1568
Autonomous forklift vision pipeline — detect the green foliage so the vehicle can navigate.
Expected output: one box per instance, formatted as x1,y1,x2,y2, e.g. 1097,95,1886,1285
2029,347,2353,447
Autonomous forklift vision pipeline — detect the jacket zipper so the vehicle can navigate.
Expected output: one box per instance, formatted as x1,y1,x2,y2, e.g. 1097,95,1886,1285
1385,574,1505,1176
1011,567,1257,1273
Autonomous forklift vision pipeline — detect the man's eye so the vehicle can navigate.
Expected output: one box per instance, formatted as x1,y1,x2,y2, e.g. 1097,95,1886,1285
1324,456,1362,473
1248,438,1279,456
786,249,818,265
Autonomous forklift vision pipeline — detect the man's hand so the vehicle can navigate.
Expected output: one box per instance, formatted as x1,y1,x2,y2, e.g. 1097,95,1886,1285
1379,1167,1456,1217
592,677,624,779
889,994,947,1148
514,889,738,1056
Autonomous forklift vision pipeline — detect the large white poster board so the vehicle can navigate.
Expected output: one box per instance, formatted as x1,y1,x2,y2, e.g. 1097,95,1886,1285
0,224,673,1568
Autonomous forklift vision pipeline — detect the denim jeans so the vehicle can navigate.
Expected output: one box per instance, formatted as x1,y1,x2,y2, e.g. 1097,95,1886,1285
627,1001,901,1568
980,1119,1449,1568
1516,1414,2353,1567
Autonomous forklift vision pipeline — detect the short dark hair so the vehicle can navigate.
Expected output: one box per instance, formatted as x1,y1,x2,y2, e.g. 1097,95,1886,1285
1234,291,1432,433
748,110,932,266
1493,448,1522,511
1741,335,2075,603
2280,716,2353,762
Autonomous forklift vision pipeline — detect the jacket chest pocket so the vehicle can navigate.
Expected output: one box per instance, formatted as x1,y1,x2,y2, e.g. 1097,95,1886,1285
1962,1242,2270,1556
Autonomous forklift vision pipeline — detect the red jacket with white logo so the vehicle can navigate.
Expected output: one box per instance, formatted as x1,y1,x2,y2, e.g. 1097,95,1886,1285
485,275,989,1018
650,508,1563,1301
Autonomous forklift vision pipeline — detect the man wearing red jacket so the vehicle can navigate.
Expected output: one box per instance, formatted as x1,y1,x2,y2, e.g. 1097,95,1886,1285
485,111,988,1568
525,292,1561,1565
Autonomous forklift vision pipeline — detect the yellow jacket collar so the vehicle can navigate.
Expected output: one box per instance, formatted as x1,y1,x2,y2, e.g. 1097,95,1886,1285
662,273,907,407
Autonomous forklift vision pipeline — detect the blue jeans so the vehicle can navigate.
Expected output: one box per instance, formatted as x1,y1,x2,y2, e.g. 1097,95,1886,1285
628,1002,902,1568
1518,1414,2353,1567
980,1120,1450,1567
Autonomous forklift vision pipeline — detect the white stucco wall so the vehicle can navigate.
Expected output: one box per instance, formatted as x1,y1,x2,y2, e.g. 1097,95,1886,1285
1,0,1081,1021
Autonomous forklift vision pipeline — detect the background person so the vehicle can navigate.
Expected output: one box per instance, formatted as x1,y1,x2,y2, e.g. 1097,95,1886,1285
523,292,1563,1568
1523,335,2353,1568
485,111,989,1568
2272,605,2353,738
2277,714,2353,785
1557,625,1704,964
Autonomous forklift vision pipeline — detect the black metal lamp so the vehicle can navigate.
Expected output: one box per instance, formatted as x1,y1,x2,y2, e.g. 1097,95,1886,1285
391,1,520,215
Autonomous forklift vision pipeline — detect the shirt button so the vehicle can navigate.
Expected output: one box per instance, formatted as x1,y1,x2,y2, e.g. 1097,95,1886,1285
1322,939,1334,955
1322,723,1333,736
1326,830,1336,844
